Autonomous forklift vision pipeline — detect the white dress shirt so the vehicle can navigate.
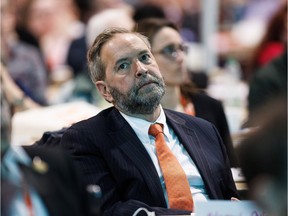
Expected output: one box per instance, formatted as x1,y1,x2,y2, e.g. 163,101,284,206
120,106,208,206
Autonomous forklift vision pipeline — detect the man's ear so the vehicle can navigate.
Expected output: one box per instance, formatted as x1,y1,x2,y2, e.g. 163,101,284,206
95,81,113,103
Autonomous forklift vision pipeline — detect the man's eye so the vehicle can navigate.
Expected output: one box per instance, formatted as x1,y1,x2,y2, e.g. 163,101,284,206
140,53,151,62
118,63,129,70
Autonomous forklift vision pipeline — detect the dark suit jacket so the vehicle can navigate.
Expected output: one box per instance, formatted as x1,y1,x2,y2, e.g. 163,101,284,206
61,107,239,216
1,146,93,216
188,91,239,167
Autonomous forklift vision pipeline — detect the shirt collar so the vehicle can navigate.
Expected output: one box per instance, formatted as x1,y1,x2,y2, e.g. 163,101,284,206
119,105,169,139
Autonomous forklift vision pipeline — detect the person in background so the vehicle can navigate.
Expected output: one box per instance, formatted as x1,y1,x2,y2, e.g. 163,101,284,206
1,0,48,105
67,6,134,77
237,97,287,216
24,0,84,76
14,0,42,53
132,3,166,22
247,2,287,79
247,50,287,120
1,69,101,216
0,62,40,113
61,27,239,216
135,18,238,167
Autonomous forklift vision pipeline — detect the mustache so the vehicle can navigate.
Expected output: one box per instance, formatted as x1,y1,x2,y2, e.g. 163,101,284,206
135,74,164,90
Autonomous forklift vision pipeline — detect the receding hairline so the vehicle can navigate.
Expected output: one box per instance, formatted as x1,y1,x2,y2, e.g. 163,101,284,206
106,32,151,47
100,32,152,66
89,30,151,60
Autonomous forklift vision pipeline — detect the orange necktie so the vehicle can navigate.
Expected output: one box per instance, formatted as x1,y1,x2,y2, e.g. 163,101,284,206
149,123,194,211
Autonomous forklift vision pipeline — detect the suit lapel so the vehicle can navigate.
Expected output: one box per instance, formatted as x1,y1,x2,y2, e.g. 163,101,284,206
165,111,215,196
108,109,167,206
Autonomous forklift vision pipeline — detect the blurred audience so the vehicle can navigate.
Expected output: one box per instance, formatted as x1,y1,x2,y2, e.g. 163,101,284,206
179,0,201,43
24,0,84,78
1,0,48,105
215,0,285,81
67,5,134,77
72,0,133,24
237,97,287,216
136,0,183,24
135,18,238,167
14,0,41,50
92,0,133,14
72,0,94,24
242,0,285,22
247,50,287,121
247,3,287,80
85,8,134,49
1,73,101,216
132,3,166,22
133,0,200,42
1,62,40,113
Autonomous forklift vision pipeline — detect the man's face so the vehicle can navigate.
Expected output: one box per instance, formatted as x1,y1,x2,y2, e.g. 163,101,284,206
96,33,165,115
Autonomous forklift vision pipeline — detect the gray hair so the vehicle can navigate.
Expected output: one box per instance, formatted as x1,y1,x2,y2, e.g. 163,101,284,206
87,27,151,84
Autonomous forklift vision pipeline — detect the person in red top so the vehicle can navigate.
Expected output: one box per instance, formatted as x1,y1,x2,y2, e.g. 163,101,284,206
247,3,287,78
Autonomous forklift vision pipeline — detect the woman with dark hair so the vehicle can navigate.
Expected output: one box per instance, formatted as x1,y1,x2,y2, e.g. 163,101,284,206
135,18,239,167
247,3,287,79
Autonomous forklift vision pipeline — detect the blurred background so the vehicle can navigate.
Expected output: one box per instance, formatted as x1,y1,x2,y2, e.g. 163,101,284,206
1,0,286,147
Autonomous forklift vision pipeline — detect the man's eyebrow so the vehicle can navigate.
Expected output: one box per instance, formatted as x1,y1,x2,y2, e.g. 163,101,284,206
115,57,129,66
114,49,150,66
139,50,150,55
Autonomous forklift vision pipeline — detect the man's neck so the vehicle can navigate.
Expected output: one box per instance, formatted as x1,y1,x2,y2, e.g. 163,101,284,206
119,105,162,122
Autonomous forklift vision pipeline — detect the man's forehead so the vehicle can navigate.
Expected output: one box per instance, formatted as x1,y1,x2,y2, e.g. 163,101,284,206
108,33,146,47
102,33,149,62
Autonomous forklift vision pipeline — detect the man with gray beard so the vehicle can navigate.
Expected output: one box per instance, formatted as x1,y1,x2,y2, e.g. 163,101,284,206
61,27,239,216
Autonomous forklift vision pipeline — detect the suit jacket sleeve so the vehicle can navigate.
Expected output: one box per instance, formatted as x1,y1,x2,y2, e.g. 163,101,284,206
23,145,92,216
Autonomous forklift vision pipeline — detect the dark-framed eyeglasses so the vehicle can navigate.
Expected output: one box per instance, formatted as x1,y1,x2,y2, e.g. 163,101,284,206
153,43,188,60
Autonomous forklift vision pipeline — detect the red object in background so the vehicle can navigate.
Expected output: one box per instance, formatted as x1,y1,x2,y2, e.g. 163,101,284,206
258,42,285,66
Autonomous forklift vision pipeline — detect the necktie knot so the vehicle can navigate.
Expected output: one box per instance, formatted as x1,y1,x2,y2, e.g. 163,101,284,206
149,123,163,137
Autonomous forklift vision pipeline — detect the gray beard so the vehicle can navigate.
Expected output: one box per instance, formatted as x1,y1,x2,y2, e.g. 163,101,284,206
108,74,165,115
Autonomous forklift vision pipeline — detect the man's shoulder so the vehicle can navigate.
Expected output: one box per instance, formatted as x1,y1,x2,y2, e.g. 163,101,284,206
23,145,72,170
70,106,116,127
164,108,212,126
23,145,65,159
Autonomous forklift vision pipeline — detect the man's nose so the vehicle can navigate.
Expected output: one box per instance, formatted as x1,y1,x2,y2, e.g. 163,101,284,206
135,60,148,77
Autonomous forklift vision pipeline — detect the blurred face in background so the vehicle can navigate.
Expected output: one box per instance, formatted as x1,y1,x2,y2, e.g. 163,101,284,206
1,0,18,60
1,0,16,36
26,0,58,38
151,26,188,86
92,0,125,12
